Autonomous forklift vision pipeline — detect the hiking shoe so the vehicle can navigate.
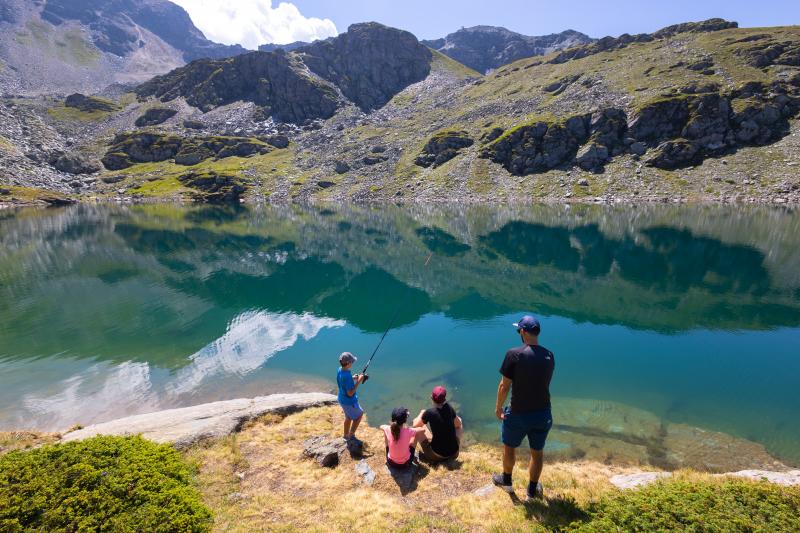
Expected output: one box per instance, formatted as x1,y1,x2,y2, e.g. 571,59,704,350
492,473,514,493
525,482,544,502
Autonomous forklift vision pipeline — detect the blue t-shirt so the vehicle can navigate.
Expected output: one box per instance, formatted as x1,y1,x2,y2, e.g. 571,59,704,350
337,368,358,406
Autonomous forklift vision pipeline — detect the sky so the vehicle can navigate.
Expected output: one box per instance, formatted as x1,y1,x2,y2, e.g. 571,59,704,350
172,0,800,49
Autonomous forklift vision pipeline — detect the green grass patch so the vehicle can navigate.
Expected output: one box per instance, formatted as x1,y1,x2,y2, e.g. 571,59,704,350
0,436,212,532
430,49,482,79
569,477,800,531
47,105,114,122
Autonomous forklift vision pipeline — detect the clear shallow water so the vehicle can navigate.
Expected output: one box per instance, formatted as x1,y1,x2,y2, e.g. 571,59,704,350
1,203,799,470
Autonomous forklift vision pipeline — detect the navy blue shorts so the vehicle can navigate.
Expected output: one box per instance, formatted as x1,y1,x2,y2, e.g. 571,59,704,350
501,407,552,450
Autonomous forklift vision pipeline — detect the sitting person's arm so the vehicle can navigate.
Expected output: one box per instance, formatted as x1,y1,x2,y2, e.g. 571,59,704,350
411,426,427,445
454,415,464,442
379,425,389,446
412,409,426,428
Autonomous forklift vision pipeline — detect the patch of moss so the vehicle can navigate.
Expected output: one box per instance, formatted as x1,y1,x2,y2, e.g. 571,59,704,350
430,49,481,79
47,105,114,122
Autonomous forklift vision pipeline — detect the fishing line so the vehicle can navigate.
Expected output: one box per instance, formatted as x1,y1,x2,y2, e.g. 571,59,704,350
360,252,433,381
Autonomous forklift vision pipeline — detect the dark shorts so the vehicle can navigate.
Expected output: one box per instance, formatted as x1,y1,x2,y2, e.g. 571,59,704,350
420,440,459,463
501,407,552,450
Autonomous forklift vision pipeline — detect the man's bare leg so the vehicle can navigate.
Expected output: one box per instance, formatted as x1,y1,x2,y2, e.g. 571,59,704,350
343,417,352,439
529,449,544,484
503,445,516,476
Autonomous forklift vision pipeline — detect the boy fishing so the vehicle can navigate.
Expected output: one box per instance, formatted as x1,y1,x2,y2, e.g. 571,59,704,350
337,351,366,444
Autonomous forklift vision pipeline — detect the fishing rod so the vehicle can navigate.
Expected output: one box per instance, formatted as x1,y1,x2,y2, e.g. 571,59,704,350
360,252,433,382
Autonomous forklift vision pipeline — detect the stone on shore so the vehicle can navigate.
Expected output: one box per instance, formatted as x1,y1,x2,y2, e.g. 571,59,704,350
610,472,673,489
61,393,336,448
727,470,800,486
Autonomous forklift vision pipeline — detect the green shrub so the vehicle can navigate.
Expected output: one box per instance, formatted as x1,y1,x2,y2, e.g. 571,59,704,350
0,436,212,532
569,478,800,532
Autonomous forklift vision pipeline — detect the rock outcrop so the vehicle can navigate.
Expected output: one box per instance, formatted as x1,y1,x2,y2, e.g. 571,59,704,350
135,107,178,127
48,151,101,175
482,79,800,174
550,19,738,65
422,26,592,74
136,23,432,122
178,170,245,203
135,51,341,123
298,22,432,112
415,130,474,168
64,93,118,113
61,393,337,448
101,132,274,170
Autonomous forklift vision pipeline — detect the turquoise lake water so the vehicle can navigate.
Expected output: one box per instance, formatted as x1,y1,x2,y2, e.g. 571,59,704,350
1,203,798,470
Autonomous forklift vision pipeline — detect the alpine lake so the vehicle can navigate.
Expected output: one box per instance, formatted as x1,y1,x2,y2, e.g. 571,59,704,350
1,202,799,472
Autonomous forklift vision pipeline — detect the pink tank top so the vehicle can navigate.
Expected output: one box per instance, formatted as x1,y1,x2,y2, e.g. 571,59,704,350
384,426,415,463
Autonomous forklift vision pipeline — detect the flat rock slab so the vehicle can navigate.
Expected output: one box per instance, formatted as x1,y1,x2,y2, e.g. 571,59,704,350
473,483,497,497
62,393,336,448
727,470,800,486
610,472,672,489
304,436,348,467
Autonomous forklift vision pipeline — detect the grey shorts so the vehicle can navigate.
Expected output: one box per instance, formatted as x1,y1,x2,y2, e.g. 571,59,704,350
340,401,364,420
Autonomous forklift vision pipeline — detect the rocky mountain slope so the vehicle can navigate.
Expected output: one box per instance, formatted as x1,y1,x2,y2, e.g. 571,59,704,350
1,18,800,206
0,0,245,94
422,26,593,73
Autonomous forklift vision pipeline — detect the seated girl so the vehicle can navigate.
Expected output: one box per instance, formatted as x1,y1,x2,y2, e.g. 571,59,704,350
380,407,425,468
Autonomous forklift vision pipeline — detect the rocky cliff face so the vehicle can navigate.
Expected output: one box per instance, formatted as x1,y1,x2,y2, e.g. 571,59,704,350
136,22,432,122
298,23,432,111
422,26,593,73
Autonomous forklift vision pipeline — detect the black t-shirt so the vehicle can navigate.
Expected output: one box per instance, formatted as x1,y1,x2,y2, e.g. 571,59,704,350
422,402,459,457
499,344,555,414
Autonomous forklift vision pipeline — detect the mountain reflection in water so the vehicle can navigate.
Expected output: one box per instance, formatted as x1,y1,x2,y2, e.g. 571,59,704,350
0,203,798,470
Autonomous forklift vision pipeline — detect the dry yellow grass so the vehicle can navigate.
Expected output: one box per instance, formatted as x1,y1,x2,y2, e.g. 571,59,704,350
184,406,651,532
0,430,60,455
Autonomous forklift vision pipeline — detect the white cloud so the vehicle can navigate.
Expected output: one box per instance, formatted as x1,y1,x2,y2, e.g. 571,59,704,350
171,0,338,49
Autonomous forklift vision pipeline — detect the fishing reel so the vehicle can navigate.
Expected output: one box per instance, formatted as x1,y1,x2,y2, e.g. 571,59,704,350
361,374,370,383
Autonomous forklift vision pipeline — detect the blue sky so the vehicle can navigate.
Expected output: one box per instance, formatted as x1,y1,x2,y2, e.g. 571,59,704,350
291,0,800,39
175,0,800,48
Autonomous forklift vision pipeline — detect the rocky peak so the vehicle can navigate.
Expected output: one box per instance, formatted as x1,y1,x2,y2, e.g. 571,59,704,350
422,26,593,73
298,22,432,111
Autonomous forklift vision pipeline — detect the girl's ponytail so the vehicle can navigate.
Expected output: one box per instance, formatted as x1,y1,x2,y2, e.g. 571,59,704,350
390,420,400,441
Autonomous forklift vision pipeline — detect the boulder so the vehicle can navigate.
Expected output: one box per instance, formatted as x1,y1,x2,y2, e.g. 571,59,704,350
174,148,214,166
362,156,387,166
334,161,350,174
263,135,289,149
183,120,205,130
576,143,610,171
101,175,125,184
727,470,800,486
645,139,702,169
481,127,505,143
317,180,336,189
630,142,647,156
135,107,178,127
415,130,474,168
303,436,348,467
49,152,101,174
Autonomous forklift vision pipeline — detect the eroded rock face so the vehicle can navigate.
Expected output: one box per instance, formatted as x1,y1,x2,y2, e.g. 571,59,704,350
135,107,178,127
101,132,273,170
415,130,474,168
136,52,341,123
482,80,800,174
299,22,432,112
48,151,101,175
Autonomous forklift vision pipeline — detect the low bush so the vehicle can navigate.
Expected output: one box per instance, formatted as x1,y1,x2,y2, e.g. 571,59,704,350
569,478,800,532
0,435,211,532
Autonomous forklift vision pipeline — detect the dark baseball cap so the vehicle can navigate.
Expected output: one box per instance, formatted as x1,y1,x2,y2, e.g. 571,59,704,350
431,386,447,403
391,407,409,423
513,315,541,332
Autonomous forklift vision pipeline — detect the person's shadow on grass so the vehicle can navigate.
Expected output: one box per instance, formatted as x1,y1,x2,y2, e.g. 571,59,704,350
505,492,589,529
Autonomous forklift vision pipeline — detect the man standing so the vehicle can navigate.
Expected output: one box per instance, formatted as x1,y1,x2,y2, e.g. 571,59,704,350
492,315,555,501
